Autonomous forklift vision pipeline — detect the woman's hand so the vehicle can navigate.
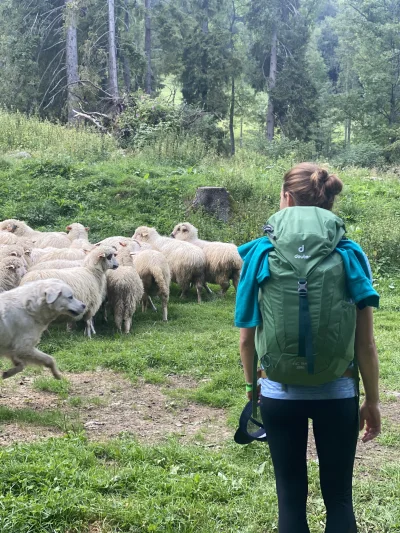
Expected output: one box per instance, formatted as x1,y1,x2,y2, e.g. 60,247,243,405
246,383,260,402
359,400,381,443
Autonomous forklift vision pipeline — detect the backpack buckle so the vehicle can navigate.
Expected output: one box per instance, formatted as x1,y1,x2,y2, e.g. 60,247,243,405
263,224,276,239
298,279,308,296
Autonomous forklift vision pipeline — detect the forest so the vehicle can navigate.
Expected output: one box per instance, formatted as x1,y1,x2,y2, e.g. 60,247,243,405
1,0,400,166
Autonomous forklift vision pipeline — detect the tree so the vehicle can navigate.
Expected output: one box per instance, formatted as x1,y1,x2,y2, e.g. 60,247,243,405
108,0,119,107
144,0,152,94
65,0,80,122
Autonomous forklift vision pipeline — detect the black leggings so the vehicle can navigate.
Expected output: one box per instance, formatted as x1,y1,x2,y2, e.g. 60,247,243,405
260,396,359,533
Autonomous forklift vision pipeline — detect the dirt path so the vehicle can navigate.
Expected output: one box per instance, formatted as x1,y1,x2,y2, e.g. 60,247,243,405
0,371,231,446
0,371,398,471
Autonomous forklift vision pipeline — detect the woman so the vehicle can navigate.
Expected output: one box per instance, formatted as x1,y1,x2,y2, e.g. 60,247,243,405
235,163,381,533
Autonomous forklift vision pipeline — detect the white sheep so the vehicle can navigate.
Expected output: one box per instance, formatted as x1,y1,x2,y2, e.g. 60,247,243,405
0,256,27,292
171,222,242,294
34,248,87,264
66,223,90,242
0,244,30,269
0,219,71,248
132,226,205,303
119,243,171,322
0,231,19,245
96,236,133,249
20,245,118,337
69,240,95,250
28,259,84,271
106,266,144,333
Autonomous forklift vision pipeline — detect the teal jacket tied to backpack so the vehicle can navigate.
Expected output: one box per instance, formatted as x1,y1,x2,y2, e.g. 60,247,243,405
235,206,379,387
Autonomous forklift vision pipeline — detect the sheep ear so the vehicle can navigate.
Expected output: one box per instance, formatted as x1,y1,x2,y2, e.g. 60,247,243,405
98,252,106,258
7,264,16,270
10,251,18,256
141,232,148,237
85,227,90,232
119,242,127,247
45,289,61,304
66,225,72,231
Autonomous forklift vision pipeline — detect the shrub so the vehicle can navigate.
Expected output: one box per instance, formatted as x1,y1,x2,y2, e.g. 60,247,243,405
331,142,385,168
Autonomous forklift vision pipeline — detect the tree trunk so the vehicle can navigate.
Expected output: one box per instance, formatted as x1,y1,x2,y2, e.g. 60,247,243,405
108,0,119,106
122,0,131,94
345,118,351,145
193,187,231,222
266,27,277,141
202,0,209,34
229,77,235,156
144,0,152,94
65,0,79,123
239,116,243,148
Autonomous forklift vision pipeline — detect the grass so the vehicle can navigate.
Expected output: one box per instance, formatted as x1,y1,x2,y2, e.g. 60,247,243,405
0,112,399,532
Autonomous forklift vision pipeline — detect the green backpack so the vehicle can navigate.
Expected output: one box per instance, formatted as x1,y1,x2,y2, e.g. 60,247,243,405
256,206,357,386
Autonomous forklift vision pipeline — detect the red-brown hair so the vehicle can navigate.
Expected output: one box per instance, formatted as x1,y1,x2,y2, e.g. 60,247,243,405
282,162,343,211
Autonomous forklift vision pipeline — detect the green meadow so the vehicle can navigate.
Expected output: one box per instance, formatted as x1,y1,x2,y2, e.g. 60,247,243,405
0,114,399,532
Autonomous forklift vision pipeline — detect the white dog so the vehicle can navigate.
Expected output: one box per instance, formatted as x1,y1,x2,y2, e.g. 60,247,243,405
0,279,86,379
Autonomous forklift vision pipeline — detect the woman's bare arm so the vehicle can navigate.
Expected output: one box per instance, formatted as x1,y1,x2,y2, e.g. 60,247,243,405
356,307,381,442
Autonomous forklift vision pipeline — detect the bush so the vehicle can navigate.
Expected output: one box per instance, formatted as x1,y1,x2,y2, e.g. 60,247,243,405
247,136,317,163
331,142,385,168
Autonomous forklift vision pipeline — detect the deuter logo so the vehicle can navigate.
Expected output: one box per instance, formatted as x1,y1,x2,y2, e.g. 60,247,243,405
295,244,311,259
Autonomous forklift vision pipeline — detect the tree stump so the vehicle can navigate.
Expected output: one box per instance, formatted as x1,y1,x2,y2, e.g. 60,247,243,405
193,187,231,222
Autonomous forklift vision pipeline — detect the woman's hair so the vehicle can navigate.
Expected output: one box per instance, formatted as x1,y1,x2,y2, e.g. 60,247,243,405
282,163,343,211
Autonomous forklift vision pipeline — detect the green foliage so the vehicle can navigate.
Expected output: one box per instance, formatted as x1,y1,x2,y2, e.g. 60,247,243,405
0,110,117,161
33,377,71,398
331,142,386,168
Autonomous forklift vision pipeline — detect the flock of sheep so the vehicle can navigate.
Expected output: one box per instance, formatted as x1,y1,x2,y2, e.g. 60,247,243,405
0,218,242,378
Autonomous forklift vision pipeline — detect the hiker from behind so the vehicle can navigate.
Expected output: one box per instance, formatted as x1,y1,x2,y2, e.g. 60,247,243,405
235,163,380,533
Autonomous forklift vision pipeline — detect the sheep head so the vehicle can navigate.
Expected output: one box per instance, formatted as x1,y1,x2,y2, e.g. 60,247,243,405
170,222,198,241
132,226,157,243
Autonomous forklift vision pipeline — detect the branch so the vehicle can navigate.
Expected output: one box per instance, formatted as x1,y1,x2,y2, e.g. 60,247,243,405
72,110,111,134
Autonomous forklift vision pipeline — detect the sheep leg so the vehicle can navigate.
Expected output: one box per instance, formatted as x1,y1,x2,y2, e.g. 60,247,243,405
219,280,231,296
24,349,62,380
196,281,203,304
114,311,123,333
84,319,92,338
204,283,213,295
90,319,96,335
161,296,168,322
148,296,157,312
123,316,132,334
232,270,241,291
141,295,148,313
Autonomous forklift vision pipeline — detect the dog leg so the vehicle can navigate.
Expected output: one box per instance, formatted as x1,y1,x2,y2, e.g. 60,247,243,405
3,362,25,379
25,348,62,379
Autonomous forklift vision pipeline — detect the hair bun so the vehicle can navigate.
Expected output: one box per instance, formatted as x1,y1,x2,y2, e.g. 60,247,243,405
311,168,329,184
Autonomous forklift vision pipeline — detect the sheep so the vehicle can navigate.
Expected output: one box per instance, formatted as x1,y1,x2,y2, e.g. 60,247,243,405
0,231,19,245
0,219,71,248
117,243,170,321
106,266,144,333
34,248,87,264
0,244,30,269
132,226,205,303
96,236,133,249
20,245,118,337
66,223,90,242
130,248,171,322
28,259,84,271
0,256,27,292
70,240,95,250
171,222,242,294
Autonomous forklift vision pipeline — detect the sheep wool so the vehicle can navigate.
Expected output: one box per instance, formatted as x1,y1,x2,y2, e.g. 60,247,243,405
20,245,118,337
132,226,206,303
0,219,71,248
0,256,27,292
171,222,242,294
66,223,90,242
106,266,144,334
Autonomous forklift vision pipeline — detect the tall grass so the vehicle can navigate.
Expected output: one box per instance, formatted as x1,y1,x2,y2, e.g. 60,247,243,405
0,109,117,161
